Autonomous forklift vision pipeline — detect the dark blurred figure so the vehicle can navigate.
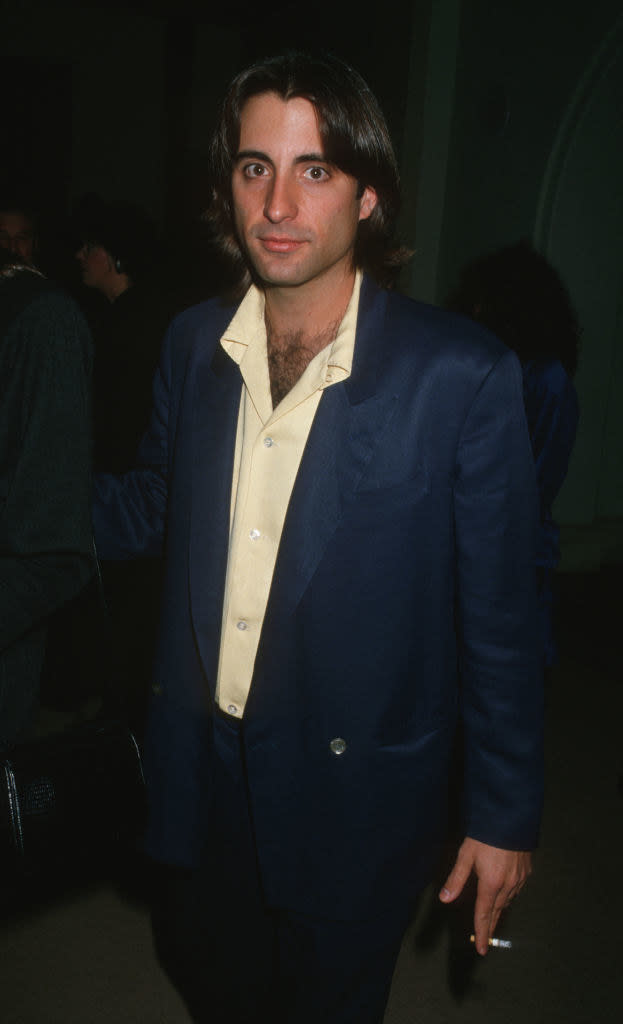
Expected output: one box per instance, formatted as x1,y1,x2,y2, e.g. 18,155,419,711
0,248,93,751
74,195,173,472
0,191,80,290
447,240,580,667
63,196,169,736
0,199,38,268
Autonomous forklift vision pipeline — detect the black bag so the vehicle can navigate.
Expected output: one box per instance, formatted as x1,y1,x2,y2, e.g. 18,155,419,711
0,544,146,889
0,717,145,879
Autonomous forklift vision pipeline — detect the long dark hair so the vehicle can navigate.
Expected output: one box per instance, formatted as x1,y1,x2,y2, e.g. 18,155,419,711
206,52,410,298
446,240,580,378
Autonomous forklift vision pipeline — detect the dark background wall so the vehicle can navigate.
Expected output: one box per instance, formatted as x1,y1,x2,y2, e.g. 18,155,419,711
2,0,622,567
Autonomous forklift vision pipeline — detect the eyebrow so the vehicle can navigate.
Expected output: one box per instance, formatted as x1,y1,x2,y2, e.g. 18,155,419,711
235,149,329,166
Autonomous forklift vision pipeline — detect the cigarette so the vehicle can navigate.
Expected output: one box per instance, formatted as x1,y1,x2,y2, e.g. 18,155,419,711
469,934,512,949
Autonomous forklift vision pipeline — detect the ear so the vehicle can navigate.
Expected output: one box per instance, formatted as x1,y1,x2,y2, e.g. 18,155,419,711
358,186,378,222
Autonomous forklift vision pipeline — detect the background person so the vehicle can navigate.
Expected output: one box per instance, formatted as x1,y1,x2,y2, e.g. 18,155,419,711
447,239,580,667
54,197,171,735
74,196,170,471
0,200,38,267
0,248,93,750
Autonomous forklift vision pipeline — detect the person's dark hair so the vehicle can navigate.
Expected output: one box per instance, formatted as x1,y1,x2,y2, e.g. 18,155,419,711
207,51,410,298
446,240,580,378
0,197,38,228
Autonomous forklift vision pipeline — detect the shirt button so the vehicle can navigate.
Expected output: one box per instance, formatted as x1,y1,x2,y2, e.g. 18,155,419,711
227,704,238,715
263,436,274,448
249,528,260,540
329,737,347,756
236,620,248,631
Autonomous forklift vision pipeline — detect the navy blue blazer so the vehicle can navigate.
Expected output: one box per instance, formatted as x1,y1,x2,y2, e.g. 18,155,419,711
94,276,543,919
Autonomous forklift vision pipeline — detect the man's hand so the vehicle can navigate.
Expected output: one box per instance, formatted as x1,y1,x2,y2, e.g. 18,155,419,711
438,838,532,955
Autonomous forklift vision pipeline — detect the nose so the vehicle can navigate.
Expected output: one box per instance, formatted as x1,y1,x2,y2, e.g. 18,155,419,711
263,173,297,223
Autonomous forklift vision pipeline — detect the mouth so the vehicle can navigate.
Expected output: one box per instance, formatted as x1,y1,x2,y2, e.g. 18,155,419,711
257,236,306,254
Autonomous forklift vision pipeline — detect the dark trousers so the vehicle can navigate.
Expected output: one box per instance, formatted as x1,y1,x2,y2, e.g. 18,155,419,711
151,711,413,1024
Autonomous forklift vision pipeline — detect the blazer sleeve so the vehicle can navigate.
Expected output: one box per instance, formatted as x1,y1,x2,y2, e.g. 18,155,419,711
454,349,544,850
0,289,93,652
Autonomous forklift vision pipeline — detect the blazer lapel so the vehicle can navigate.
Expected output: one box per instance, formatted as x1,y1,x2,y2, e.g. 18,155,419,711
188,335,242,689
187,280,400,679
266,278,398,623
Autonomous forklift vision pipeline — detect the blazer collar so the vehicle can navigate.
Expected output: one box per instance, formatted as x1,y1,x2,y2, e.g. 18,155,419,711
210,275,387,398
257,277,397,639
343,274,387,406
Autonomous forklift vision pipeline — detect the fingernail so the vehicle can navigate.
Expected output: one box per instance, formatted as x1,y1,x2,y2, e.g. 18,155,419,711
439,887,451,901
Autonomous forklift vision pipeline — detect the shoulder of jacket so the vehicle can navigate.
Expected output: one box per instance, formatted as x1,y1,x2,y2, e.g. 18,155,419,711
170,295,235,331
163,296,238,361
378,289,511,378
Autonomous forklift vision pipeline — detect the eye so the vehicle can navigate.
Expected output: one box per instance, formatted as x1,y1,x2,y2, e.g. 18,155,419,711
304,166,329,181
243,163,269,178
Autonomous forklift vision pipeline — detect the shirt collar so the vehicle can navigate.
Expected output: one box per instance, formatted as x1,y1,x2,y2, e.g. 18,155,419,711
219,269,363,396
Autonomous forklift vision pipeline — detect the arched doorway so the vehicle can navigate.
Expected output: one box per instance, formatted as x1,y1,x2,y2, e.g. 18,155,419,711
535,14,623,564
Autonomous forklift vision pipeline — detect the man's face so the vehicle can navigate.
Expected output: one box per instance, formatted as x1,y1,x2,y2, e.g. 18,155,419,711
231,92,376,293
0,212,36,265
76,242,113,292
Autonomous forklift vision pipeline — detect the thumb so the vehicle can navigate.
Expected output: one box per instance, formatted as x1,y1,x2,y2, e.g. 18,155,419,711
439,853,472,904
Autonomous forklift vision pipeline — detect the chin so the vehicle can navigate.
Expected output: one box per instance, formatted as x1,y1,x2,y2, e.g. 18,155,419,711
252,258,311,288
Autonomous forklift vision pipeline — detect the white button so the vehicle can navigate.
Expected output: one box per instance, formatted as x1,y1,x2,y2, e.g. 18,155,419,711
227,704,238,715
263,436,274,448
249,528,260,540
236,620,248,631
329,738,347,756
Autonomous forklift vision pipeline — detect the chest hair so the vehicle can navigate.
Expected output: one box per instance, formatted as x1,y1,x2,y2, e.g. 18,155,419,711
266,318,342,409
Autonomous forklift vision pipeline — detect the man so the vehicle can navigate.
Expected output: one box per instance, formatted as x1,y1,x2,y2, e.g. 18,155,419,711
0,202,38,266
94,54,543,1024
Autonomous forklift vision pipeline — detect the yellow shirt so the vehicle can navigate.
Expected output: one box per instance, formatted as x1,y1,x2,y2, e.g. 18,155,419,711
216,271,363,717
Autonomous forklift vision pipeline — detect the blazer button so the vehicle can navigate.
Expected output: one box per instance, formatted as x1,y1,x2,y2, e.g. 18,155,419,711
152,683,163,696
329,737,347,756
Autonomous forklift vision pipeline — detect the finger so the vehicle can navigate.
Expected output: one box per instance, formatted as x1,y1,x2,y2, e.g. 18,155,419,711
439,854,472,904
475,875,524,954
473,872,514,955
472,884,496,955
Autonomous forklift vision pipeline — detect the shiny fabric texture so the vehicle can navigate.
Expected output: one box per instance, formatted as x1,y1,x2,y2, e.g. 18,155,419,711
94,276,544,920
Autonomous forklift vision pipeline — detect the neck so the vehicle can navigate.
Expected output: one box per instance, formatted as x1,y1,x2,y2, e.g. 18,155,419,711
263,265,356,342
104,275,131,303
